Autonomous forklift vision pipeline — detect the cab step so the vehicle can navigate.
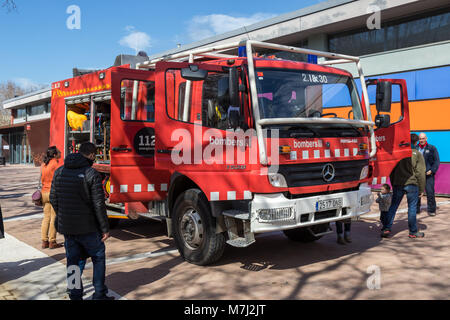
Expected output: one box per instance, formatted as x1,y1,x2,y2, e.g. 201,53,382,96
223,210,255,248
223,209,250,220
138,212,165,221
226,237,256,248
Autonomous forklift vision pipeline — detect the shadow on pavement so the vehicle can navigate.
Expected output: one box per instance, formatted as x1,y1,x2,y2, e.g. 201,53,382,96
0,257,58,284
106,255,183,298
109,218,167,241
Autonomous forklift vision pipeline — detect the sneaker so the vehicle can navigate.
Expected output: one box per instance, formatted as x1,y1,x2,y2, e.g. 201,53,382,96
42,241,49,249
337,236,346,245
381,229,391,238
409,232,425,238
427,212,436,216
344,235,352,243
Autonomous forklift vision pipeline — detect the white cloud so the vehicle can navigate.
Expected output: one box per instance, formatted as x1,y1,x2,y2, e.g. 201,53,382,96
119,27,151,54
187,13,276,41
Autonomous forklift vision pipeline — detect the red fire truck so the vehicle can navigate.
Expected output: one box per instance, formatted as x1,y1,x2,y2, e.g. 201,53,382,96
50,41,411,265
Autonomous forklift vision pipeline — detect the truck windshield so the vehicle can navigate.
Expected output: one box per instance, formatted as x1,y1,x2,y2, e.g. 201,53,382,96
255,68,363,121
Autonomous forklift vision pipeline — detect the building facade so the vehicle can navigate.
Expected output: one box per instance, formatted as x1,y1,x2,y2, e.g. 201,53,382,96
0,88,51,165
1,0,449,194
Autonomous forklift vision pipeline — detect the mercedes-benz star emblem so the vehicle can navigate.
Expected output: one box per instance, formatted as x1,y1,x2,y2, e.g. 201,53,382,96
322,163,335,182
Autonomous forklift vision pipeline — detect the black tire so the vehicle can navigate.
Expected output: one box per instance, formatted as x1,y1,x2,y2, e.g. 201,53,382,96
283,223,329,243
108,218,120,229
172,189,226,266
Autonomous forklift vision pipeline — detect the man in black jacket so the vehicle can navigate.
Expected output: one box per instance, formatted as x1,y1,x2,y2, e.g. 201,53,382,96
417,133,440,216
50,142,112,300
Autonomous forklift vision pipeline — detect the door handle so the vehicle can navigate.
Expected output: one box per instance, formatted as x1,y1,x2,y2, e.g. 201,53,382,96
157,149,180,154
399,142,410,147
112,147,132,152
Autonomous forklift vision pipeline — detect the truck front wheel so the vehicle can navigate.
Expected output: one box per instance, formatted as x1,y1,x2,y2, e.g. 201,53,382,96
283,223,330,243
172,189,226,265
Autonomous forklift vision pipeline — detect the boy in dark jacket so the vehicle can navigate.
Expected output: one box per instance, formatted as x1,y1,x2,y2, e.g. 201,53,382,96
50,142,112,300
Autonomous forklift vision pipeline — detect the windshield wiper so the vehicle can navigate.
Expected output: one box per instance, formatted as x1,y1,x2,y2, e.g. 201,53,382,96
338,124,362,137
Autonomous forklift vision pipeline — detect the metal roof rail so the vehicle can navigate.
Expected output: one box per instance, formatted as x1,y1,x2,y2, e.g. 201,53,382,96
136,40,375,163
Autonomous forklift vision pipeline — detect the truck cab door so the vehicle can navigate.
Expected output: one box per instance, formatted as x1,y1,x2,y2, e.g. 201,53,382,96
153,62,230,171
367,79,411,185
110,67,169,203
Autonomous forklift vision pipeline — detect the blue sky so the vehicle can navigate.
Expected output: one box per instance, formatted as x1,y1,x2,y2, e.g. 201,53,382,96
0,0,324,89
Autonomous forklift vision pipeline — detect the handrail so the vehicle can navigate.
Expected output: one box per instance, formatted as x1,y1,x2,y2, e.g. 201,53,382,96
258,118,374,127
134,40,376,164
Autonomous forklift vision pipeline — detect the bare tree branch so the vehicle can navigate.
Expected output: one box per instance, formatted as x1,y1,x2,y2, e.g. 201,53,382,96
1,0,17,12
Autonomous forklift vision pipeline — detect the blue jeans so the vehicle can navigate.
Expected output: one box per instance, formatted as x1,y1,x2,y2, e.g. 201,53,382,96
64,232,108,300
383,185,419,234
417,175,436,213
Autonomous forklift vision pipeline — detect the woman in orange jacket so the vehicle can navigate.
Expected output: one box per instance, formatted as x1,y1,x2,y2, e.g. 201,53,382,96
40,146,63,249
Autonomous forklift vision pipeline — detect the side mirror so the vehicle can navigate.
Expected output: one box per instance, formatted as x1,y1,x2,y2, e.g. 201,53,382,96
229,67,240,108
376,81,392,113
181,65,208,81
375,114,390,128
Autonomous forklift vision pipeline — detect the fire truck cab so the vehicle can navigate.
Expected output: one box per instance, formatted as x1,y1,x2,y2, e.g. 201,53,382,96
50,41,411,265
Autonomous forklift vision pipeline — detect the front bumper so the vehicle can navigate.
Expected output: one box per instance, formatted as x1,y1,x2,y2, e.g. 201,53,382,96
250,183,373,233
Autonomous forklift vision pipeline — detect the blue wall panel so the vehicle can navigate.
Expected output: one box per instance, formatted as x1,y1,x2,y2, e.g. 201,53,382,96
415,66,450,100
355,65,450,102
355,71,416,103
412,131,450,163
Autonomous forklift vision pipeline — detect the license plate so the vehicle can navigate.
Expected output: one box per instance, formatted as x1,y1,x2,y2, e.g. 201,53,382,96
316,198,343,211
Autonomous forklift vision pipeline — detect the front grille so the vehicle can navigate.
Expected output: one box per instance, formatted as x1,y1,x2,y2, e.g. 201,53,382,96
278,159,368,188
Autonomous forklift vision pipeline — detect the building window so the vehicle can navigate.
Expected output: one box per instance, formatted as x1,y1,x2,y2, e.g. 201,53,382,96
16,108,26,119
329,9,450,56
28,104,47,116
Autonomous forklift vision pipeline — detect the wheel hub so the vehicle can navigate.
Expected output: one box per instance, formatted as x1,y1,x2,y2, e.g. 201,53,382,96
180,209,204,250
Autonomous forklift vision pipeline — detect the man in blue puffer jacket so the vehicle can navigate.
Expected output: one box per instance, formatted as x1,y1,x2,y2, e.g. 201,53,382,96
416,133,440,216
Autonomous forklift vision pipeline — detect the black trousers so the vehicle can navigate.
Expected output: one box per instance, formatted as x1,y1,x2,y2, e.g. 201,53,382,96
417,175,436,213
336,220,351,234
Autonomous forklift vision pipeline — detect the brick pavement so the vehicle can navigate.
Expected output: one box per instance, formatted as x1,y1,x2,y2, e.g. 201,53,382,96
1,164,450,300
0,284,17,300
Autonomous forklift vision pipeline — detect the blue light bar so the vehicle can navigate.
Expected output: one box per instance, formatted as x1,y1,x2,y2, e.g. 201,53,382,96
238,46,247,57
308,54,318,64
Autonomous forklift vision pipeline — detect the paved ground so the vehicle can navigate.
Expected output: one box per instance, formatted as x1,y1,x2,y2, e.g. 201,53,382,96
1,164,450,300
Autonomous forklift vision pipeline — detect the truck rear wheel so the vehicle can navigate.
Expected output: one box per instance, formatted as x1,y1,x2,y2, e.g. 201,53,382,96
172,189,225,265
283,223,329,243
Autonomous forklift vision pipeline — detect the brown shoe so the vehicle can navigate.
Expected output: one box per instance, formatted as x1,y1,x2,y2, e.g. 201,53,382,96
42,241,49,249
49,241,63,249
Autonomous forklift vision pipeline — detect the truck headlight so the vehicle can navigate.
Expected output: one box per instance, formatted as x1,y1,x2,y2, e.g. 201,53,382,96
360,165,369,180
268,173,288,188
